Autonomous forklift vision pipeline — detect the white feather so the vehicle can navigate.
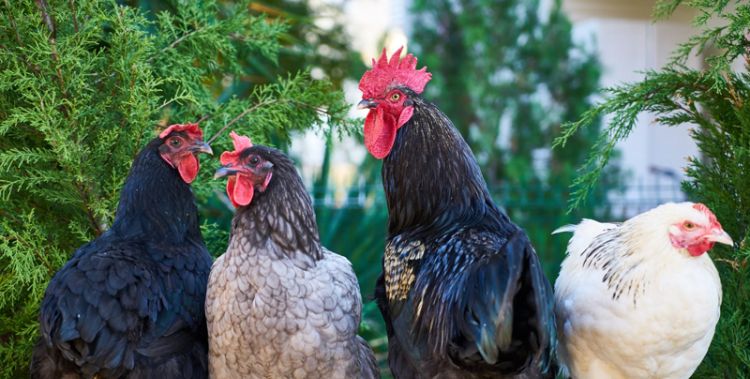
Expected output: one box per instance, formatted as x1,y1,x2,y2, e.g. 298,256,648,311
551,224,577,235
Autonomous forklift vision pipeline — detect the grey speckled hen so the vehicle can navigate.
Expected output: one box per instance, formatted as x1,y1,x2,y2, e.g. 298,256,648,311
206,133,379,379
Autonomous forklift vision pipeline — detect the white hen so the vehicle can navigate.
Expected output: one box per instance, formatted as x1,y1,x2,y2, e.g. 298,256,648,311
554,202,732,379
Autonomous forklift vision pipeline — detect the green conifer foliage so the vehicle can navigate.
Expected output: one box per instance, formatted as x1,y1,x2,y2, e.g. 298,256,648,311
0,1,352,376
556,0,750,376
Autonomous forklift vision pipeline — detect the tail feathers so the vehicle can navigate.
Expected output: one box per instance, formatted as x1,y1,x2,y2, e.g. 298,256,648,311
557,361,571,379
450,231,555,376
30,337,81,379
552,222,585,235
356,336,379,379
30,336,208,379
127,342,208,379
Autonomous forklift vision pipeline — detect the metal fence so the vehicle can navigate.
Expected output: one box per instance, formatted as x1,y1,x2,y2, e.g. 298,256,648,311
311,181,688,220
606,182,687,218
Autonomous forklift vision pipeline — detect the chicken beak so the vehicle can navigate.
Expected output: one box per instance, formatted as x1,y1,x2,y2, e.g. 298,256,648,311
357,99,378,110
214,165,238,179
708,229,734,246
259,161,273,173
189,141,213,155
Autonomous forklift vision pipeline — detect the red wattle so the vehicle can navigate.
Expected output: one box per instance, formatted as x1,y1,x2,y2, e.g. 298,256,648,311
227,174,254,208
364,107,398,159
177,154,199,183
687,241,714,256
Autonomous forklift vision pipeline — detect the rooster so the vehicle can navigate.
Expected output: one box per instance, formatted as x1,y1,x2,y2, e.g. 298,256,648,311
30,123,214,379
553,202,732,379
358,48,556,378
207,132,378,378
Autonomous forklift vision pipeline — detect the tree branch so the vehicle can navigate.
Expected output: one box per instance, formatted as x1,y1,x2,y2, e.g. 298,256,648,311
4,235,55,276
3,0,22,46
721,72,743,109
205,98,333,144
35,0,67,107
289,99,331,115
2,0,41,75
32,244,55,276
36,0,55,38
195,114,211,124
68,0,78,33
74,182,103,236
163,28,198,52
207,99,277,144
148,26,207,63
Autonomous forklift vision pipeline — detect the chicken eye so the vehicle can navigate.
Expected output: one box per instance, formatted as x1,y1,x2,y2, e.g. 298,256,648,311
390,92,401,102
684,221,695,229
250,156,260,165
169,138,181,147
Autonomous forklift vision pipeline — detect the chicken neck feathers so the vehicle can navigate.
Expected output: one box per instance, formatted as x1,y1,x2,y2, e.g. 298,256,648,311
382,91,499,239
111,138,203,244
227,147,322,262
558,221,650,305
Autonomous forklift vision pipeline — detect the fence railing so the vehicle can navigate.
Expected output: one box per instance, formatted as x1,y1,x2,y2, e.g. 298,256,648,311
311,181,687,220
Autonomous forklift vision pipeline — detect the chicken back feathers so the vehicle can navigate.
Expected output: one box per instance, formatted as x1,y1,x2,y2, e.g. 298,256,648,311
554,203,726,379
360,49,556,378
31,127,213,379
206,143,378,379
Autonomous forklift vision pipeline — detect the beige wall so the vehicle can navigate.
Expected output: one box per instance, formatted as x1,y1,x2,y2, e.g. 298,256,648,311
563,0,696,22
563,0,702,208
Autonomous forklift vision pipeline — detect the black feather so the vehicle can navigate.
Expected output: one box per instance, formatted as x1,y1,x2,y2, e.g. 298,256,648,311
31,137,212,378
376,89,556,378
79,305,103,343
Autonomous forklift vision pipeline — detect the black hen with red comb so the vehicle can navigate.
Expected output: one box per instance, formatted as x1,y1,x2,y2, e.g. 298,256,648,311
359,49,556,378
30,124,213,379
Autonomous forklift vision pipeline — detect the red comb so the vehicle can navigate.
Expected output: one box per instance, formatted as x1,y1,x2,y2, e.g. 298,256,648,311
220,131,253,165
359,47,432,99
159,123,203,140
693,203,721,228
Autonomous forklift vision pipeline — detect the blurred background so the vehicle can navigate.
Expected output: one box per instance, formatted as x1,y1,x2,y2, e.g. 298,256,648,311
179,0,713,373
146,0,716,374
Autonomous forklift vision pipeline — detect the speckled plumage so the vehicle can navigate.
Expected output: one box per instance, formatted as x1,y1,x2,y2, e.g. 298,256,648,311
206,146,378,379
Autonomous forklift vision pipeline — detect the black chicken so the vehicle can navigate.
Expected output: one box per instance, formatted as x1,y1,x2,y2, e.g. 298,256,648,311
30,123,214,379
358,48,556,378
